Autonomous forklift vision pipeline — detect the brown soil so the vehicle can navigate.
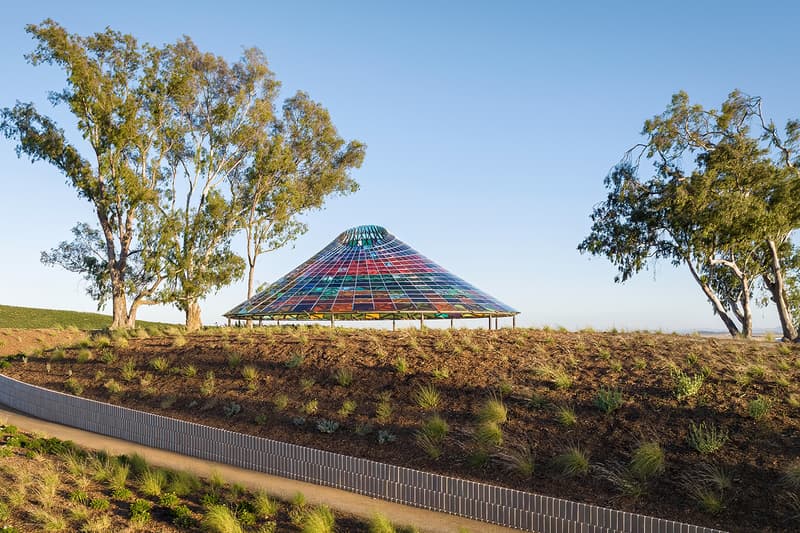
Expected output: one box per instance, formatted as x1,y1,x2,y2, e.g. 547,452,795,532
0,328,87,357
3,326,800,532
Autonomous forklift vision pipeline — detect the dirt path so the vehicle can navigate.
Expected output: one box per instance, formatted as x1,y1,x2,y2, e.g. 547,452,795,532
0,404,516,533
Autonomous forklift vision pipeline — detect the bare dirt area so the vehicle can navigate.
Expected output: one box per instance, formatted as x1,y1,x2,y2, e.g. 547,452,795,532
2,326,800,532
0,328,87,357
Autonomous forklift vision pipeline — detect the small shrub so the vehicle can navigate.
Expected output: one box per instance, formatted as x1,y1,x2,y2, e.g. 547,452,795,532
375,397,392,423
241,365,258,382
673,369,704,400
139,468,167,497
76,348,93,363
393,356,408,374
252,491,280,519
121,359,138,381
555,405,577,426
333,367,354,387
100,349,117,364
474,421,503,448
223,402,242,418
150,356,169,372
538,364,572,389
130,498,152,524
594,387,624,414
368,513,396,533
552,445,590,477
413,384,441,410
285,354,304,369
630,441,665,480
783,460,800,490
103,379,123,395
227,352,242,368
273,393,289,412
159,491,180,508
338,399,357,418
172,335,187,348
299,505,335,533
748,395,772,420
496,440,535,477
681,463,731,514
64,377,84,396
377,430,397,445
303,399,319,415
432,366,450,380
182,364,198,377
300,377,316,391
687,422,728,454
69,489,90,505
167,470,201,497
316,419,339,434
89,497,109,511
200,371,216,397
203,503,243,533
596,462,645,499
478,394,508,424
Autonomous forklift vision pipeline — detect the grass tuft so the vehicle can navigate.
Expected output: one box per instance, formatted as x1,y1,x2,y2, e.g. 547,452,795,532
552,445,590,477
687,422,728,454
203,503,243,533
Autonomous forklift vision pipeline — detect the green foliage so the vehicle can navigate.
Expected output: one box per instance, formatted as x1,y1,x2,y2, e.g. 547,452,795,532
578,90,800,338
64,377,83,396
477,394,508,425
89,497,109,511
316,419,339,434
431,367,450,380
496,440,535,477
375,397,392,423
201,371,216,397
333,367,354,387
285,354,304,369
681,463,732,514
103,379,123,395
252,491,280,520
0,304,166,330
687,422,729,454
474,421,503,448
672,368,705,400
272,393,289,412
413,383,441,410
630,441,665,480
203,504,243,533
129,498,152,524
537,364,572,389
227,352,242,368
415,415,449,459
241,365,258,382
182,364,198,377
393,356,408,374
159,491,180,509
552,445,590,477
121,359,138,381
368,513,397,533
300,505,335,533
139,468,167,497
338,399,357,418
150,356,169,372
594,387,624,414
76,348,93,363
303,399,319,415
555,405,577,426
748,395,772,420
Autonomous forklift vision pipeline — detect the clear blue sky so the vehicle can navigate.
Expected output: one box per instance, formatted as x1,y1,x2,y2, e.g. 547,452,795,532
1,1,798,330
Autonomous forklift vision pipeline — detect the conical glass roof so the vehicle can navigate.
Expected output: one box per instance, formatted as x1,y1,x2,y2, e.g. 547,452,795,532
225,225,518,320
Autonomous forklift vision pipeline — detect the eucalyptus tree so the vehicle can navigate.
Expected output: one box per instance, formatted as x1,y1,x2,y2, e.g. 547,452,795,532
239,91,365,300
155,40,278,331
579,90,800,338
0,20,174,328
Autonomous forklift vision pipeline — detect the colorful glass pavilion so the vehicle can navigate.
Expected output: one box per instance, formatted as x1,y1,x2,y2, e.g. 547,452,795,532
224,225,518,328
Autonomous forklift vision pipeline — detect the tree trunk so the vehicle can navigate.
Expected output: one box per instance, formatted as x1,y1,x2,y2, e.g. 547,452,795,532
740,277,753,339
686,260,740,337
765,239,798,341
185,300,202,332
247,263,256,300
111,290,129,329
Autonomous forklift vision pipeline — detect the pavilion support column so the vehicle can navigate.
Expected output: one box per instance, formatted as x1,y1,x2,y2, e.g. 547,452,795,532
419,314,424,330
227,317,231,327
450,318,454,329
495,317,498,330
512,315,516,329
488,316,492,330
392,319,396,332
277,320,280,327
330,314,335,328
258,318,263,327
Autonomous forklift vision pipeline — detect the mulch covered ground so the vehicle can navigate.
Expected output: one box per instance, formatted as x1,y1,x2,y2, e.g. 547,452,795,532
3,326,799,532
